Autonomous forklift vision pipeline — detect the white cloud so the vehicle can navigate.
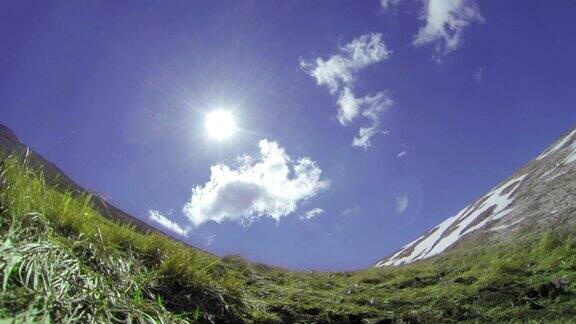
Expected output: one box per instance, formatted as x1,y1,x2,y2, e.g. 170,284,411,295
381,0,483,58
301,208,324,220
183,139,329,226
380,0,401,9
342,205,361,216
352,92,393,149
205,233,216,246
474,66,483,84
413,0,483,56
396,195,410,213
337,88,393,149
301,33,392,148
301,33,390,94
397,143,413,158
336,87,362,125
148,210,188,237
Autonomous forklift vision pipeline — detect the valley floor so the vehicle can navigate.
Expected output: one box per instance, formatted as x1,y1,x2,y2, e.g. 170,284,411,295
0,155,575,323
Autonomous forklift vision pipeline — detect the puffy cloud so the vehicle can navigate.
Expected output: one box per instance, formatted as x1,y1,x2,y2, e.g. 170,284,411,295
336,87,361,125
414,0,483,56
301,208,324,220
301,33,392,149
395,195,410,213
148,210,188,237
183,139,329,226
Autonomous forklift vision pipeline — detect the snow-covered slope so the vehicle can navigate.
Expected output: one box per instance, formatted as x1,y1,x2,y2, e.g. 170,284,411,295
376,125,576,267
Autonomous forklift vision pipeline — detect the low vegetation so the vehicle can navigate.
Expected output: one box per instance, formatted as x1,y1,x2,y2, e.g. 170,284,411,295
0,154,574,322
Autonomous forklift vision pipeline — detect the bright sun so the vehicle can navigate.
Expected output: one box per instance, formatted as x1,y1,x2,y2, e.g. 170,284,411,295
205,110,236,140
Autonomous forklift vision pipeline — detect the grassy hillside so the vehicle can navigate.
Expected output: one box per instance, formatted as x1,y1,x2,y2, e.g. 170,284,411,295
0,154,575,323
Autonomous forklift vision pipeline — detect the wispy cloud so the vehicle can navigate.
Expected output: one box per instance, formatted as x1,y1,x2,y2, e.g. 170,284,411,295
380,0,401,10
414,0,483,57
301,33,390,94
301,208,324,220
301,33,393,149
382,0,483,59
342,205,361,216
205,233,216,246
397,142,413,158
148,210,188,237
395,195,410,213
474,66,483,84
183,139,329,226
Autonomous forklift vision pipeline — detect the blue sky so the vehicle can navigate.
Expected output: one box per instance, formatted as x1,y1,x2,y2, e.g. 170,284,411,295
1,1,575,270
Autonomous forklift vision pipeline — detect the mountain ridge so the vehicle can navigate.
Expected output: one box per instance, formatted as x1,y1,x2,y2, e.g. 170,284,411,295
0,123,157,234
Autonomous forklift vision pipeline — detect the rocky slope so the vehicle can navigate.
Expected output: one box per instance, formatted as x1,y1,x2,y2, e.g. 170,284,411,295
0,124,154,233
377,124,576,267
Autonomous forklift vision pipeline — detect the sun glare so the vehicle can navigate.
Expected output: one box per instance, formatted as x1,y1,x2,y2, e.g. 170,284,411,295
205,110,236,141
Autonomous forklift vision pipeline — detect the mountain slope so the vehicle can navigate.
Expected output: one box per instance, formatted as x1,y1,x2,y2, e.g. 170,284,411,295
377,124,576,267
0,124,154,233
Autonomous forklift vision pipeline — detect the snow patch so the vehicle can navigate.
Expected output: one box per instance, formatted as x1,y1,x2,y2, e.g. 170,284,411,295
377,174,527,267
538,129,576,181
540,167,558,180
547,169,567,182
536,129,576,160
490,218,524,232
562,140,576,164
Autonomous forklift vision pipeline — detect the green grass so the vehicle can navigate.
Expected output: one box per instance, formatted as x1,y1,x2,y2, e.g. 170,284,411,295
0,154,575,323
0,155,248,322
